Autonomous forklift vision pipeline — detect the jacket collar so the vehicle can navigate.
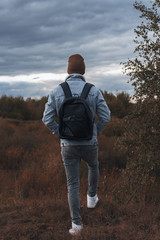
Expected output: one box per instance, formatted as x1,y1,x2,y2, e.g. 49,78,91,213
65,74,86,82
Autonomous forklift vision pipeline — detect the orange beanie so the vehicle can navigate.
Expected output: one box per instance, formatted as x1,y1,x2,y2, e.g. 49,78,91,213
67,54,85,75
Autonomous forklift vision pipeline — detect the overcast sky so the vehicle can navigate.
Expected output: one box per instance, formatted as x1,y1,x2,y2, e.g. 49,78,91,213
0,0,148,98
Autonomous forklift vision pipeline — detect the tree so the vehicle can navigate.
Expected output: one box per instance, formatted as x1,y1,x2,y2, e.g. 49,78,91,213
123,0,160,100
102,91,133,118
116,0,160,203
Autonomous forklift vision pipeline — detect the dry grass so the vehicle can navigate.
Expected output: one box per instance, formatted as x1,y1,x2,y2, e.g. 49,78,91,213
0,118,159,240
0,195,160,240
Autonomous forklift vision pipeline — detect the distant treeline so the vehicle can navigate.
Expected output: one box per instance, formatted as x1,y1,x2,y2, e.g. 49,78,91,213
0,92,134,120
0,96,47,120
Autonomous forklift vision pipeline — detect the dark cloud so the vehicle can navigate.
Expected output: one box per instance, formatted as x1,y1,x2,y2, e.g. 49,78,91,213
0,80,61,98
0,0,142,96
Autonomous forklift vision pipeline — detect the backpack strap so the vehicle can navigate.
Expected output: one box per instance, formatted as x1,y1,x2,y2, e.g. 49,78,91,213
60,82,94,99
81,83,94,99
60,82,72,98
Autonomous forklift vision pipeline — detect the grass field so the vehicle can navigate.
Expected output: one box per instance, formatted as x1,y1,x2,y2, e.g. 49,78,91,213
0,118,159,239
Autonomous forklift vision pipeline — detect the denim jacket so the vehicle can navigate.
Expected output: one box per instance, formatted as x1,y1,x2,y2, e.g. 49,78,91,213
42,74,111,146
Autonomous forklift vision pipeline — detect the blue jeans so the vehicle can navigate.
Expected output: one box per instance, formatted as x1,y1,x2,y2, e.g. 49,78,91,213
61,145,99,225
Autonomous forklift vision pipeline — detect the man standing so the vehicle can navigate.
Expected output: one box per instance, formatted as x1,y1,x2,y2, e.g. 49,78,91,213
42,54,110,235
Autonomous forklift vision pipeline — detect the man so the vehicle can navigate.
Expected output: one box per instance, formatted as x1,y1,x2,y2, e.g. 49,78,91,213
42,54,110,235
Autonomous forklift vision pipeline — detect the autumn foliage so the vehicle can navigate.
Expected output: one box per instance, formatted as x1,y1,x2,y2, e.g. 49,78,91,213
0,100,159,239
0,95,47,120
0,91,133,120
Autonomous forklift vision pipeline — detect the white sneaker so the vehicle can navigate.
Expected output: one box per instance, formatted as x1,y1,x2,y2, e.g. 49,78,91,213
69,222,83,236
87,194,99,208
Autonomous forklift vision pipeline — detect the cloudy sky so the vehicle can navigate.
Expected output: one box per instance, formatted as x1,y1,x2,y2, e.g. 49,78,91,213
0,0,147,98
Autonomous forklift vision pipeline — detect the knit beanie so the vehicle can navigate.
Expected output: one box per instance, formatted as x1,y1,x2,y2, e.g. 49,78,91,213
67,54,85,75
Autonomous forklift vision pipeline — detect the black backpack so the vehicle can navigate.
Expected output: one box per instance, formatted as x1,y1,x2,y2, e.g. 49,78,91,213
58,82,94,140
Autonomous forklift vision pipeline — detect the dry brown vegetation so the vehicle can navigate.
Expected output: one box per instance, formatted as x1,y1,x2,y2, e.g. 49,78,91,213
0,117,159,240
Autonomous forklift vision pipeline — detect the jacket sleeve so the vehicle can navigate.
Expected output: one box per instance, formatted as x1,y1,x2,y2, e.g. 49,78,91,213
96,89,111,135
42,92,59,137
